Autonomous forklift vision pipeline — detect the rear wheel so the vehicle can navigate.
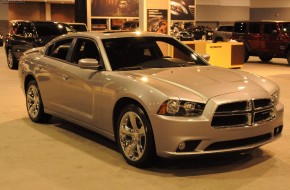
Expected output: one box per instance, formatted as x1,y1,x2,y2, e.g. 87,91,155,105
287,51,290,65
26,80,51,123
259,55,273,62
116,104,156,168
7,49,18,69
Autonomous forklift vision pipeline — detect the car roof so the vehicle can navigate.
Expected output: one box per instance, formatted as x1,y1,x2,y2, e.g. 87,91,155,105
53,31,170,40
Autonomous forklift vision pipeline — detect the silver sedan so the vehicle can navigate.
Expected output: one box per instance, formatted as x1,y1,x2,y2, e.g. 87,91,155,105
18,31,284,168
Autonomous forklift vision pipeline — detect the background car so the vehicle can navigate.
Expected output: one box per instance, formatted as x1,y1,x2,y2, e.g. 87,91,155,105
67,22,88,32
18,31,283,168
0,33,3,46
4,20,76,69
184,23,214,40
232,21,290,63
212,24,233,42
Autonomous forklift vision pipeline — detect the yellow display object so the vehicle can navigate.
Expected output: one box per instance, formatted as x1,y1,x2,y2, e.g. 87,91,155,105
206,42,244,68
179,41,244,69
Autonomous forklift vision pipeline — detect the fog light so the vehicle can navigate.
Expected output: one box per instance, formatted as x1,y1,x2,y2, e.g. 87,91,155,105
274,125,283,136
178,142,186,151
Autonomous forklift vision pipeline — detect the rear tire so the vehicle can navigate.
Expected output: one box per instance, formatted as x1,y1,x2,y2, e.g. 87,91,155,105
116,104,156,168
7,49,18,70
26,80,51,123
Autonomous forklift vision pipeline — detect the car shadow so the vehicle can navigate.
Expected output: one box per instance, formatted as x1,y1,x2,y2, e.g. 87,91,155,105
246,59,289,67
24,116,273,175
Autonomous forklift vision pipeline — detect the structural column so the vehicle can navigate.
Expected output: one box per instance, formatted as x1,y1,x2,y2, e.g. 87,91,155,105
75,0,87,24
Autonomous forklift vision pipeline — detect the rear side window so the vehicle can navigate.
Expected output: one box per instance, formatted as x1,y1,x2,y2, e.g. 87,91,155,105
233,22,247,33
218,26,233,32
249,23,261,34
264,23,277,34
46,38,73,61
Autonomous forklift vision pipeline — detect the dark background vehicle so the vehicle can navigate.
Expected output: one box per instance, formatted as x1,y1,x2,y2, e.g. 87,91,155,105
184,23,213,40
0,33,3,46
4,20,76,69
212,25,233,42
232,21,290,64
67,22,88,32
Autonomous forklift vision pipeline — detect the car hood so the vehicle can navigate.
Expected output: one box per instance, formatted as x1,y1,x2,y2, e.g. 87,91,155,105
121,66,271,101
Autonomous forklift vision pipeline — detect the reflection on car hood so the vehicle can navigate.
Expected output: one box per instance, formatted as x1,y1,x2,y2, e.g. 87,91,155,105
121,66,268,100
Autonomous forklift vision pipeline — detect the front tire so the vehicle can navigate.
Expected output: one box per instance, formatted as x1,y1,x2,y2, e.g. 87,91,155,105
117,104,156,168
244,48,249,62
7,49,18,69
287,51,290,65
259,55,272,62
26,80,51,123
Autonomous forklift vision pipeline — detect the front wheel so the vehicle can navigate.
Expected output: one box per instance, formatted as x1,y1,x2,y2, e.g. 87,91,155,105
259,55,273,62
26,80,51,123
287,51,290,65
7,49,18,69
117,104,156,168
244,49,249,63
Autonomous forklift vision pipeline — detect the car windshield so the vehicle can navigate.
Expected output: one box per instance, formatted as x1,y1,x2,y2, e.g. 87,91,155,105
279,22,290,35
102,37,208,71
34,23,75,37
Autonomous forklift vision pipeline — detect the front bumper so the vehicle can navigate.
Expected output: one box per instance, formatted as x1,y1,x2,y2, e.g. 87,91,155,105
150,94,284,158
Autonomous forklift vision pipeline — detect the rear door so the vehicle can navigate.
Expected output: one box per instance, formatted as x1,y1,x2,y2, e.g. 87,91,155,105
260,22,282,56
38,38,74,113
246,22,262,55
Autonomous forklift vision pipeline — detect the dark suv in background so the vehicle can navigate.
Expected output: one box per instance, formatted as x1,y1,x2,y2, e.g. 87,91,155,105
232,21,290,64
4,21,75,69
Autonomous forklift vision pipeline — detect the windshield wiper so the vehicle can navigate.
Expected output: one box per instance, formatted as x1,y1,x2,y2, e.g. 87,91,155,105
117,66,143,71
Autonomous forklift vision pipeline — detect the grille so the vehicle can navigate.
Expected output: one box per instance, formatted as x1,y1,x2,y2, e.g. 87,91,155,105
211,99,274,128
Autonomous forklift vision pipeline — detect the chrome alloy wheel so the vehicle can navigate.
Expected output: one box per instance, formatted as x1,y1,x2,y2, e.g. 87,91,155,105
26,84,40,119
7,50,14,69
119,111,146,161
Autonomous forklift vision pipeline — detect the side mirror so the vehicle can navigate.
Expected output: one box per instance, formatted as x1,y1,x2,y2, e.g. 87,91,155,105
78,58,102,70
202,54,210,61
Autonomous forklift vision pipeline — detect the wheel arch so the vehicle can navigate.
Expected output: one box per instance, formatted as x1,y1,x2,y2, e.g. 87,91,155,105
112,97,155,142
24,74,36,92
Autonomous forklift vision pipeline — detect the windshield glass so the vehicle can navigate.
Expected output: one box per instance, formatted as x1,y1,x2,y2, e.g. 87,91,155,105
102,37,208,71
279,22,290,35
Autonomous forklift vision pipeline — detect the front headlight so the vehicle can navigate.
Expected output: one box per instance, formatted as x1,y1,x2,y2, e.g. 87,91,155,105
157,99,205,117
271,89,280,106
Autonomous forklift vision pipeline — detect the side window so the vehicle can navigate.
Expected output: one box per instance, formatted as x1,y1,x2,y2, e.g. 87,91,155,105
15,25,25,37
249,23,261,34
48,38,73,61
264,23,277,34
233,22,247,33
72,39,100,64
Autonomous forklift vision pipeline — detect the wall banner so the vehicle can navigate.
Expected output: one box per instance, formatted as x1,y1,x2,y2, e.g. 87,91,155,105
171,0,195,20
91,0,139,17
147,9,168,34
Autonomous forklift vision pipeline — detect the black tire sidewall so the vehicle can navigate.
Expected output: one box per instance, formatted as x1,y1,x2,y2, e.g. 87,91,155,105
116,104,156,168
7,49,17,70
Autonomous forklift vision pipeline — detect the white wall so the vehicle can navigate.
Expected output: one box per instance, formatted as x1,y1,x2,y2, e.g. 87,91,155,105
197,0,250,6
251,0,290,8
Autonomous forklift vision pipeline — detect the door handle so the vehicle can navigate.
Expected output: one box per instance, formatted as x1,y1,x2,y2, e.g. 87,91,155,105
62,74,69,80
